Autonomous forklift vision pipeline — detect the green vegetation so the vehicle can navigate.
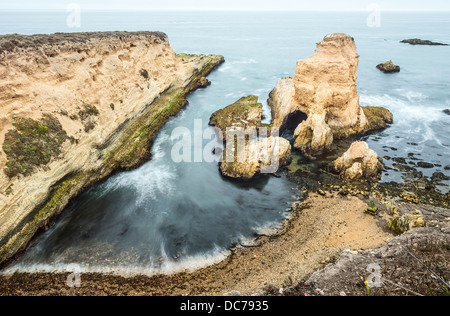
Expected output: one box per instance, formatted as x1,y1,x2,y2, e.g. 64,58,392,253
3,114,69,178
365,200,379,216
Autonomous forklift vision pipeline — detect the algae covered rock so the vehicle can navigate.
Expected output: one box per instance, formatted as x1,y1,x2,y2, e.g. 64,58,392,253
376,61,400,73
330,141,383,181
401,39,448,46
362,106,393,132
388,210,426,234
209,95,264,141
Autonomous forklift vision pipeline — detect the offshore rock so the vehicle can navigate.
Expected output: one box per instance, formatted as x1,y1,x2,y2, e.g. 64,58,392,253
376,60,400,73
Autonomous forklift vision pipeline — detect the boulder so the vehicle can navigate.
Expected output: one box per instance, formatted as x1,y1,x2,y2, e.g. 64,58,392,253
330,141,383,181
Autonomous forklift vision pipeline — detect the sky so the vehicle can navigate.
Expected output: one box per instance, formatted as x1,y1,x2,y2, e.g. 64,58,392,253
1,0,450,11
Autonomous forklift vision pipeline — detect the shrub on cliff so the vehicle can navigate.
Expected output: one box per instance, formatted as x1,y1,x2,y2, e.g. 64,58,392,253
3,114,69,178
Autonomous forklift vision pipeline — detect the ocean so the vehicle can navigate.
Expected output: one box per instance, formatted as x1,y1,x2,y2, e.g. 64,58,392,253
1,10,449,275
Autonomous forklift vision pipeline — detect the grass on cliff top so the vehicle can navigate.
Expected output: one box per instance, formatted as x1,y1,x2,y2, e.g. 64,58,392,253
2,114,70,178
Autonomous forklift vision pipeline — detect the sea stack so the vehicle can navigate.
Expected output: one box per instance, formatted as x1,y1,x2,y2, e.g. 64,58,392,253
268,33,393,158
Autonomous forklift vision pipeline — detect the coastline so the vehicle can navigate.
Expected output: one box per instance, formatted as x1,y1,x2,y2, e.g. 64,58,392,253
1,186,448,296
0,31,225,267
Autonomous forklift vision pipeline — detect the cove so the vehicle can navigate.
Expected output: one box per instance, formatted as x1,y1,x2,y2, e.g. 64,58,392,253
6,65,296,275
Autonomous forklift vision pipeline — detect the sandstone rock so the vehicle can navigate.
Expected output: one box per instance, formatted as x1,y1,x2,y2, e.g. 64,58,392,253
330,141,383,181
220,137,291,180
376,60,400,73
268,33,393,158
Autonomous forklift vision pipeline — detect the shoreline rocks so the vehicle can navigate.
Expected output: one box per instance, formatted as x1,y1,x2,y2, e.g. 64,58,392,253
268,33,393,159
376,60,400,73
330,141,383,181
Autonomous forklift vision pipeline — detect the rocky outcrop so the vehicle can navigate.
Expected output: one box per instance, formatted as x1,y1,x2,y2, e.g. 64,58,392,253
401,39,449,46
209,95,291,180
376,60,400,73
268,33,393,158
220,136,291,180
0,32,224,266
209,95,264,141
330,141,383,181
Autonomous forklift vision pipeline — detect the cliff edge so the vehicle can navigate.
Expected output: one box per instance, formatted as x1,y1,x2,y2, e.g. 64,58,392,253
0,32,224,266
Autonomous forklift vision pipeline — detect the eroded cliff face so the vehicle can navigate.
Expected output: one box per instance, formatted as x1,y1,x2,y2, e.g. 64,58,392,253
269,33,392,158
0,32,224,266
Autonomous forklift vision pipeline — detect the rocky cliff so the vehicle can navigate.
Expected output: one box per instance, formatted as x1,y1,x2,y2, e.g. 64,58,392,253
0,32,224,266
269,33,392,158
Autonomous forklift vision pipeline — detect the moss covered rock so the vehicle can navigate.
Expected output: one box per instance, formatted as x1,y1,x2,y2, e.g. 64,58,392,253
209,96,265,141
376,61,400,73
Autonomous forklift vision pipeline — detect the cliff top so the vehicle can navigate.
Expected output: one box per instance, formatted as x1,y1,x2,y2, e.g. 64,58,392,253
0,31,168,54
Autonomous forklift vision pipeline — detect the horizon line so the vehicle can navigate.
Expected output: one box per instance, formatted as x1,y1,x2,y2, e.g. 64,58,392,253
1,9,450,12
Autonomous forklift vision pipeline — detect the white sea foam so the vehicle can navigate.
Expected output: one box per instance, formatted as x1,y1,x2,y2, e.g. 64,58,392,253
1,247,231,278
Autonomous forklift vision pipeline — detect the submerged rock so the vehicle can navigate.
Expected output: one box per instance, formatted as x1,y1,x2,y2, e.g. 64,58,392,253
220,137,291,180
330,141,383,181
443,109,450,116
376,60,400,73
268,33,393,158
401,39,448,46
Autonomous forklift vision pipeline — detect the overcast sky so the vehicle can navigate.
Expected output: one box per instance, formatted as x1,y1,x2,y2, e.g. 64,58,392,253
1,0,450,11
